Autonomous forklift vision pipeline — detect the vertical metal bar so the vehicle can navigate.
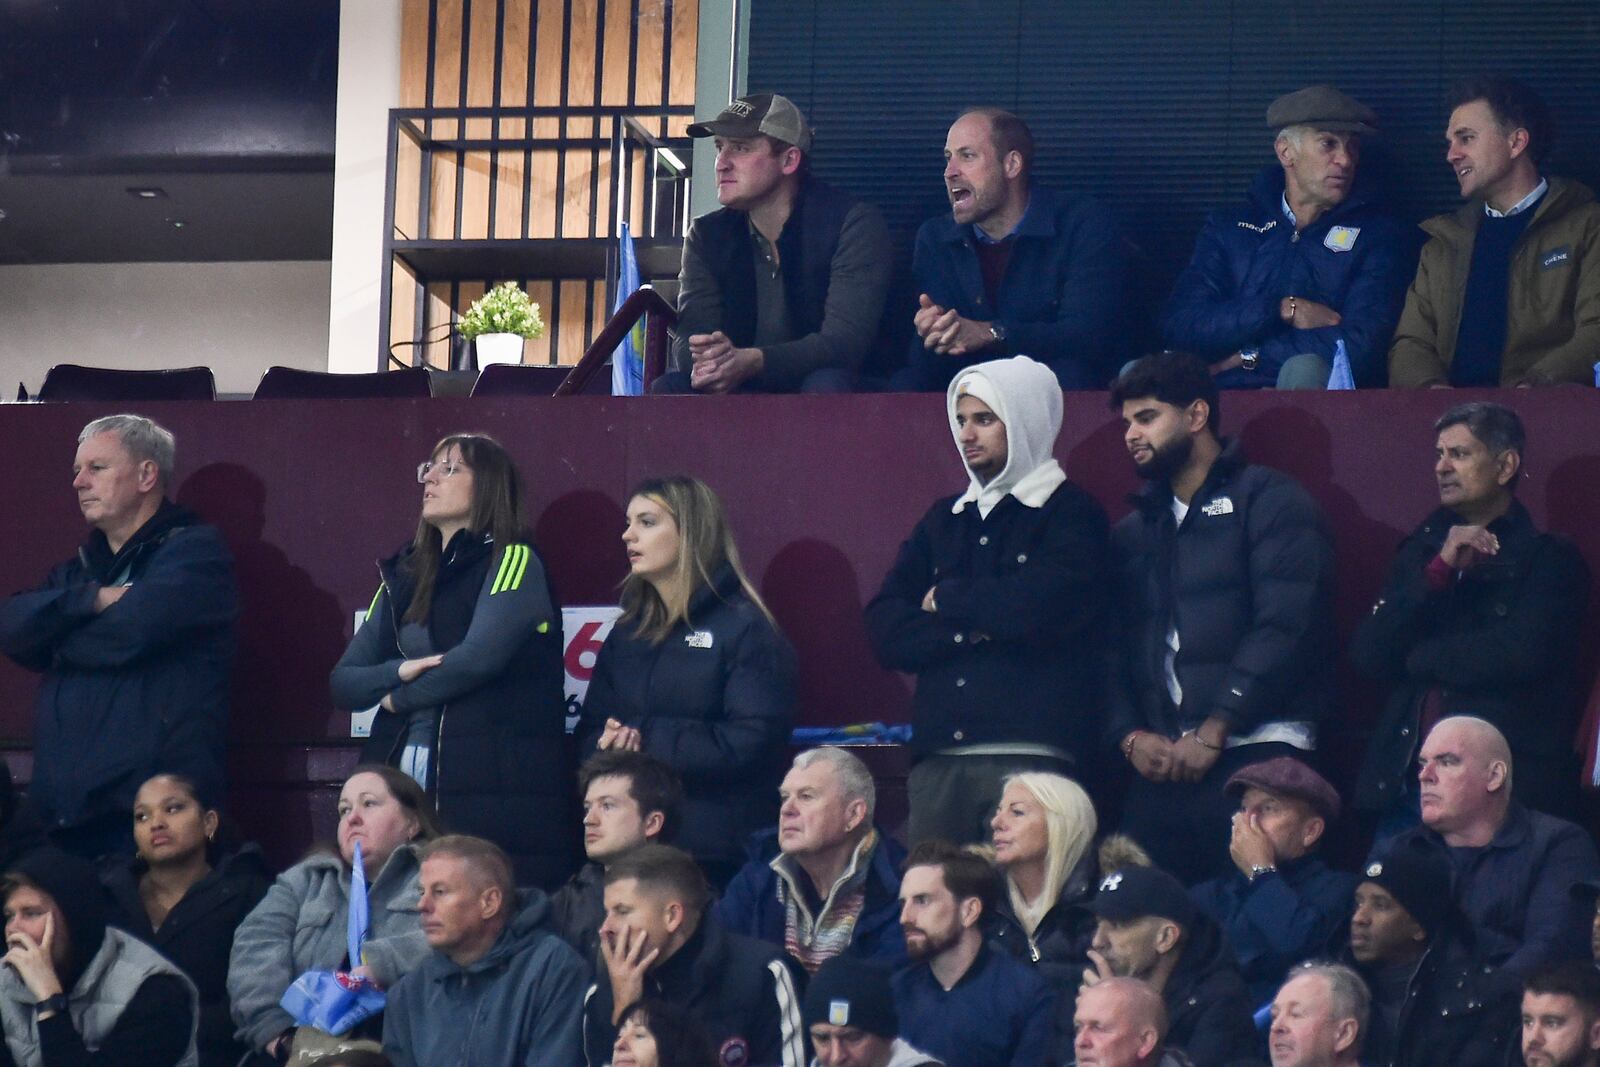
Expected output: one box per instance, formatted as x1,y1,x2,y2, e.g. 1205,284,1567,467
554,0,572,239
453,0,471,241
626,0,640,109
590,0,607,238
658,0,672,121
379,112,402,368
584,276,597,354
424,0,439,137
523,0,537,239
487,0,506,238
550,279,563,367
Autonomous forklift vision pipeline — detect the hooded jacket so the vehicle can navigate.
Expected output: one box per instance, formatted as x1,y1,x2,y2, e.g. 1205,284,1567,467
865,356,1112,761
577,564,797,882
100,845,271,1067
1164,164,1413,387
1160,912,1259,1067
1107,440,1336,746
330,531,578,889
1390,176,1600,386
382,889,590,1067
227,843,431,1052
582,917,805,1067
0,499,238,831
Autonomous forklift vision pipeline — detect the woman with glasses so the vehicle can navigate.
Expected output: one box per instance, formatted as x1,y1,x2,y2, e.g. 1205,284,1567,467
330,434,577,888
576,475,795,887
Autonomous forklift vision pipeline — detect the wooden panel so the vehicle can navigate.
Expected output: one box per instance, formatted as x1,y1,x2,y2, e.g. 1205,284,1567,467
423,281,456,368
526,279,556,365
428,151,459,238
561,149,594,238
529,149,559,237
394,135,424,241
389,260,420,362
533,0,566,108
595,141,614,240
460,152,493,239
601,0,633,106
464,0,499,139
493,150,528,239
635,0,665,108
566,0,598,108
556,279,590,365
499,0,531,138
669,0,697,105
399,0,432,108
430,0,464,139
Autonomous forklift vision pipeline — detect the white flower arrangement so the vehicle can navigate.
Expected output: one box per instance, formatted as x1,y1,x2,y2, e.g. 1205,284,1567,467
457,282,546,341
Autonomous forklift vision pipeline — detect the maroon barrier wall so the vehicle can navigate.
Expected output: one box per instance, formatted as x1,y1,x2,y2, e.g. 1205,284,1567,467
1,390,1597,864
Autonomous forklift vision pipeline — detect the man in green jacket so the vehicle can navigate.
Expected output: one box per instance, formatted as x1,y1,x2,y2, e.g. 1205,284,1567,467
1389,76,1600,387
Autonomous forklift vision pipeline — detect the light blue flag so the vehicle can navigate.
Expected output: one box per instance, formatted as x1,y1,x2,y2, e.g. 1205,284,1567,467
348,839,369,965
611,223,645,395
1327,338,1355,390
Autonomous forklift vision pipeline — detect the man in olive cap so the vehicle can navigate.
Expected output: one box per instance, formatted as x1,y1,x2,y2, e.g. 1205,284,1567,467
1164,84,1412,388
662,92,893,394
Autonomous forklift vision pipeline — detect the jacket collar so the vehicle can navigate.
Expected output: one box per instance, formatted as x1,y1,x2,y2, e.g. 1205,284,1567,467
1430,175,1594,240
1130,437,1246,516
771,829,878,915
429,889,554,981
1246,164,1382,227
78,497,196,582
935,185,1064,244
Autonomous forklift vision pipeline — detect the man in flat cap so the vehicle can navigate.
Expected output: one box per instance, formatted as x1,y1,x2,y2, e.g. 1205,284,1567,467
899,107,1127,392
1391,76,1600,387
1189,757,1358,1002
1343,838,1519,1067
1164,84,1412,388
1081,865,1257,1067
662,92,893,394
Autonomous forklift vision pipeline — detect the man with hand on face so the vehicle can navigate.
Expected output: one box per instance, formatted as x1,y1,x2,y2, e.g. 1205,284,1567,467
890,842,1052,1067
865,355,1112,847
548,751,682,964
900,107,1126,392
1164,85,1411,389
1353,402,1589,828
1190,757,1357,1003
802,955,944,1067
1073,977,1193,1067
1343,838,1519,1067
1391,76,1600,387
663,93,892,394
1106,352,1336,884
0,414,238,861
1523,964,1600,1067
1081,864,1257,1067
382,835,589,1067
1266,964,1369,1067
1392,716,1599,980
585,844,804,1067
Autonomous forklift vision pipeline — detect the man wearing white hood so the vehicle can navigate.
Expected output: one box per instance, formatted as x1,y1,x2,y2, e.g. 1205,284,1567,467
865,355,1113,846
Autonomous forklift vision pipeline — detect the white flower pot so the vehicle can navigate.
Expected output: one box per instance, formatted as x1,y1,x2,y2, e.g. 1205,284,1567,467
474,332,526,367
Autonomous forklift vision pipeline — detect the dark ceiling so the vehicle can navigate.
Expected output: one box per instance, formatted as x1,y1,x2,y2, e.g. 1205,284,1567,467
0,0,339,264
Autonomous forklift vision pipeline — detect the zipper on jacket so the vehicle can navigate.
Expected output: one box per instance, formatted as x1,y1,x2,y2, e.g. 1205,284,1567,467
1027,933,1040,963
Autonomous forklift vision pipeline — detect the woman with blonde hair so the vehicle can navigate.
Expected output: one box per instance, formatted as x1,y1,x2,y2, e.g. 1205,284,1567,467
578,476,796,885
988,772,1111,990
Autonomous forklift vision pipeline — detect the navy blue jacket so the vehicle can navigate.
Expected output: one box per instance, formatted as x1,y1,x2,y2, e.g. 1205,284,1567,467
865,483,1112,762
714,828,907,966
577,566,797,881
905,185,1127,390
1189,854,1357,1004
1393,804,1600,980
892,942,1053,1067
0,500,238,831
1164,166,1413,387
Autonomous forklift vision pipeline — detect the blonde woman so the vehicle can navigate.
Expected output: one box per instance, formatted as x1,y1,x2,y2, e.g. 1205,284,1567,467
577,476,796,886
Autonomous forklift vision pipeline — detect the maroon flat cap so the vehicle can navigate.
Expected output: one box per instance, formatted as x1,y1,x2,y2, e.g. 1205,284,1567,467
1224,756,1341,822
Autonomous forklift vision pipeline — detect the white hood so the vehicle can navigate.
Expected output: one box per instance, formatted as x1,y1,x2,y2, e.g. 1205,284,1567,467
947,356,1066,518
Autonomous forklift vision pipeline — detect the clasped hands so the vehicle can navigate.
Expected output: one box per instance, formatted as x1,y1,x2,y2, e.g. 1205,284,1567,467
914,295,997,357
687,332,762,393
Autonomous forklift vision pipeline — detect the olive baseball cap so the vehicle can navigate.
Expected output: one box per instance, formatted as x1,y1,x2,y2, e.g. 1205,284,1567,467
1266,85,1377,134
687,93,814,152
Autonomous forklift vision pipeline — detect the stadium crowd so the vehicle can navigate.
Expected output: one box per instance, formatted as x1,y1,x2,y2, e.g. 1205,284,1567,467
0,71,1598,1067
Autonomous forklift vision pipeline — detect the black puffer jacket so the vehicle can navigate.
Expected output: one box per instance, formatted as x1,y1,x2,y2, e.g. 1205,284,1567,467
100,844,271,1067
1351,500,1590,814
1107,441,1336,744
330,531,578,888
577,565,796,881
865,483,1112,761
1161,912,1261,1067
988,847,1098,993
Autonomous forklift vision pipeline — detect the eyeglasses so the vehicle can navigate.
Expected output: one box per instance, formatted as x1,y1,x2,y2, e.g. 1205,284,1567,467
416,460,465,482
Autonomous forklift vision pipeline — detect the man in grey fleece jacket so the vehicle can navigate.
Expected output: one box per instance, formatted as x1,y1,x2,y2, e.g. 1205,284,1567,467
383,836,590,1067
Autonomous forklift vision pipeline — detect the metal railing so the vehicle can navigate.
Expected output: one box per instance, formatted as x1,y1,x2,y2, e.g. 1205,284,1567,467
555,286,677,396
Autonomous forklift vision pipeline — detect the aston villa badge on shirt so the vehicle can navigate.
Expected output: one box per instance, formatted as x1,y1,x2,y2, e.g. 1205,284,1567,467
685,630,714,649
1324,226,1360,252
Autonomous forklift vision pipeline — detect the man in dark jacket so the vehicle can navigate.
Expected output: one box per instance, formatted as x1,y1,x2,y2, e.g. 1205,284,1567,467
383,836,590,1067
549,750,682,964
865,354,1112,846
661,92,892,393
892,842,1053,1067
586,844,804,1067
1393,716,1600,980
900,107,1126,391
1190,757,1356,1004
1521,964,1600,1067
1082,864,1260,1067
1345,836,1519,1067
0,414,237,861
1353,402,1589,827
717,747,907,973
1107,353,1336,884
1164,85,1411,389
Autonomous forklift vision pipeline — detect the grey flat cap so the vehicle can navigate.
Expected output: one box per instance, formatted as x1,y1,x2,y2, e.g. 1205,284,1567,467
1267,85,1378,134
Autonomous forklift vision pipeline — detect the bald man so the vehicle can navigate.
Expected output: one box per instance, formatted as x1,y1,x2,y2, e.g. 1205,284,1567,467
1389,716,1599,979
1072,977,1188,1067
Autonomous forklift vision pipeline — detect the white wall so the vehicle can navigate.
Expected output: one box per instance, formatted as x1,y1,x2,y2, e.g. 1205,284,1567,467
326,0,404,373
0,260,332,397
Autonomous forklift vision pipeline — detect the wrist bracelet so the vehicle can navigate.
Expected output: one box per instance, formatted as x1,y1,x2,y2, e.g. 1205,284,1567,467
1122,731,1144,759
1188,729,1221,751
